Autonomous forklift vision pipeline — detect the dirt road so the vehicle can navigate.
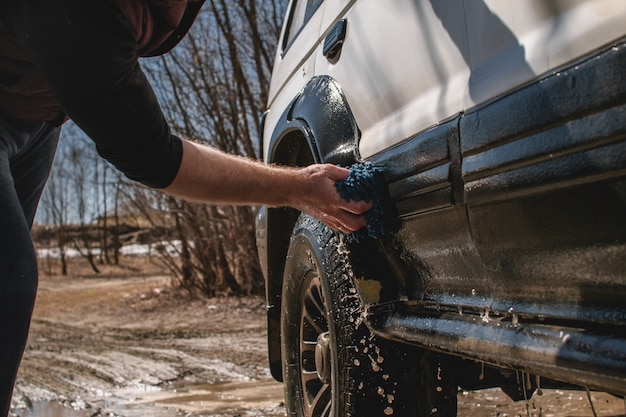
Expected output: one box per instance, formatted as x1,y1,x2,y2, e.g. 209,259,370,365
11,268,625,417
11,271,286,417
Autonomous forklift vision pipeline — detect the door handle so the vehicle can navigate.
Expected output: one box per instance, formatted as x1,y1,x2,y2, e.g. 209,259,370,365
323,19,347,60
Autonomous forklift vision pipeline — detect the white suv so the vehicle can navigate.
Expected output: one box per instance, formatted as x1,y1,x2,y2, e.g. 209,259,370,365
256,2,626,416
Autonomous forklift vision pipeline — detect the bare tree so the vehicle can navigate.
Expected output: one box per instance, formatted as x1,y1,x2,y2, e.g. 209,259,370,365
38,124,120,274
141,0,284,296
65,139,100,273
34,1,285,294
39,152,71,275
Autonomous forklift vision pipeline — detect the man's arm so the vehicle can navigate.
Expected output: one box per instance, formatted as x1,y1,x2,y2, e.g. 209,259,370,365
165,140,371,232
3,0,371,231
2,0,183,188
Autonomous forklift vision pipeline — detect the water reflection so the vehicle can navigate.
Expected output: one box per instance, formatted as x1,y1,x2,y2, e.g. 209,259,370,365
12,401,88,417
13,379,286,417
14,385,625,417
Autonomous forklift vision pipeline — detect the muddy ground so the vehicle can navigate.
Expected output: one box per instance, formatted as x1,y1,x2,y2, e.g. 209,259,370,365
10,259,626,417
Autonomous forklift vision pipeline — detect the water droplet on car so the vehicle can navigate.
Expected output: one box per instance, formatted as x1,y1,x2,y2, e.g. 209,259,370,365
384,406,394,415
353,359,361,366
481,308,491,323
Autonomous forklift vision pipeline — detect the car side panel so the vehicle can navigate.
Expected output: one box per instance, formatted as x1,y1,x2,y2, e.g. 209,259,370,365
465,0,626,106
314,0,626,160
368,118,490,309
317,0,470,159
463,40,626,323
361,42,626,394
365,40,626,321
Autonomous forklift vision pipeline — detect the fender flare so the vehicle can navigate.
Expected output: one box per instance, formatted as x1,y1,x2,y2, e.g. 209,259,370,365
262,75,361,381
267,75,361,166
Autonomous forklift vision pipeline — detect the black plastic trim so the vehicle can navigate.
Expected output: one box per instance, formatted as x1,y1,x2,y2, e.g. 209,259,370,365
323,19,347,59
370,116,463,217
462,40,626,205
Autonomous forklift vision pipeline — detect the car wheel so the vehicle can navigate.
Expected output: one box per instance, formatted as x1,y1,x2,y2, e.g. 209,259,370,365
281,214,458,417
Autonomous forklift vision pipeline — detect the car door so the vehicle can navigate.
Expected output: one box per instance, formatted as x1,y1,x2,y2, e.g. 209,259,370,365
316,0,470,159
461,0,626,321
314,1,485,307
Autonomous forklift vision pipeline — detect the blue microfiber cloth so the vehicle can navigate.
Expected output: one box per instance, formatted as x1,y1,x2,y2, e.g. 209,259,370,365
335,162,388,241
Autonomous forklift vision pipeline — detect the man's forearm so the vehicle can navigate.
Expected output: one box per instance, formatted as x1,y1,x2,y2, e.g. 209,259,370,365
164,140,297,206
163,140,371,232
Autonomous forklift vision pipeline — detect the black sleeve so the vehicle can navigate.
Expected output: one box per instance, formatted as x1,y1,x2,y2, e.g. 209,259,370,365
1,0,183,189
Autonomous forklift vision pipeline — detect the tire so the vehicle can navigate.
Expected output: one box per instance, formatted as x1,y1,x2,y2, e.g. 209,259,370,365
281,214,458,417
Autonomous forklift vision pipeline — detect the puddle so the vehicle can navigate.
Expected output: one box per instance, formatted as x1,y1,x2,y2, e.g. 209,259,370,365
12,379,286,417
171,380,284,415
13,381,626,417
12,402,87,417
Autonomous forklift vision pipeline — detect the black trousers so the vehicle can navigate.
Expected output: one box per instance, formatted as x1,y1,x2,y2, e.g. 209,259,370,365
0,116,60,416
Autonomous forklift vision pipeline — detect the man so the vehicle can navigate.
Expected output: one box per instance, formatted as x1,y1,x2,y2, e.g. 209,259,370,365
0,1,371,414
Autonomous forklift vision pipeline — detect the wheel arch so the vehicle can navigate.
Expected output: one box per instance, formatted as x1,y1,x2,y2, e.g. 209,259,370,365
263,75,361,381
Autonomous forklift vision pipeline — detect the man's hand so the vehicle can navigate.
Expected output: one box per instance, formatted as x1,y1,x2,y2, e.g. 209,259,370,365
289,164,373,233
164,141,372,232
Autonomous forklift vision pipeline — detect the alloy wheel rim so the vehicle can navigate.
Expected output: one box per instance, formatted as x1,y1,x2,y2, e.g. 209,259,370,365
299,273,333,417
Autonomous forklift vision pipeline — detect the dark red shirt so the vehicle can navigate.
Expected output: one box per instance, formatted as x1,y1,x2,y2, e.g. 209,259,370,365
0,0,204,188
